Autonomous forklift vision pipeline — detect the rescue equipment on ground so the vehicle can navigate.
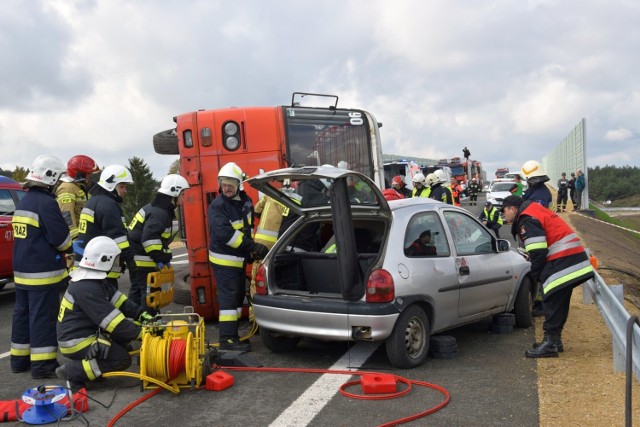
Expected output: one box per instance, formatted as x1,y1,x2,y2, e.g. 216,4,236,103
146,265,175,310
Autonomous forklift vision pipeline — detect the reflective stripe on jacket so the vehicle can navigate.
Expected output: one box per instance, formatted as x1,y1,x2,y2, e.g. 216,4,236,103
208,191,255,269
56,180,88,239
128,194,174,269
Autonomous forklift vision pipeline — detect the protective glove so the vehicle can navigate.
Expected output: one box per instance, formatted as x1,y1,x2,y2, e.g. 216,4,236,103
138,311,156,324
251,242,269,260
85,332,111,360
156,262,171,270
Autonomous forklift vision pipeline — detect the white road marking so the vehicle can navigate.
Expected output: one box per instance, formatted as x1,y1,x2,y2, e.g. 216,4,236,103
269,341,380,427
0,351,10,359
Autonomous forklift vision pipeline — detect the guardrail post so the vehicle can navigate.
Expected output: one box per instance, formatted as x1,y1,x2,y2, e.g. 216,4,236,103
626,315,639,427
611,285,626,372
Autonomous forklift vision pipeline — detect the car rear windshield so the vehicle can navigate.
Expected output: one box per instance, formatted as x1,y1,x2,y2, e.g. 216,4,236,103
491,182,515,192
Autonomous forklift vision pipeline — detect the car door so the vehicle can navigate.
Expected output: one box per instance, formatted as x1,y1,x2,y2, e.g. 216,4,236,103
442,210,515,318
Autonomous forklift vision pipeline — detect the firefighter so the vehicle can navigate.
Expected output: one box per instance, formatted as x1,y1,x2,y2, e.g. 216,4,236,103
521,160,552,208
450,178,461,206
127,174,190,311
556,172,570,212
479,201,503,238
208,162,269,351
56,236,152,389
75,164,134,288
429,172,454,204
56,155,100,240
467,177,480,206
11,155,71,379
391,175,412,198
501,195,595,358
411,173,430,197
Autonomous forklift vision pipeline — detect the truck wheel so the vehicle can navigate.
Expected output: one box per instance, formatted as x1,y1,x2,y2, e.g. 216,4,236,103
260,327,300,353
173,273,192,305
513,276,533,328
153,129,179,155
385,305,429,369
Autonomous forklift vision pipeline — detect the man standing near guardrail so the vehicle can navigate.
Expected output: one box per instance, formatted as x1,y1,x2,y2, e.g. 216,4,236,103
501,195,595,358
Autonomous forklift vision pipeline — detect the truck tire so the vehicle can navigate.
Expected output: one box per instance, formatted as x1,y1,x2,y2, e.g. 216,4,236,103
153,129,179,155
173,273,192,305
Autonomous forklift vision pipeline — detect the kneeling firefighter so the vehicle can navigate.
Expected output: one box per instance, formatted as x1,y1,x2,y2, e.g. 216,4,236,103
57,236,153,388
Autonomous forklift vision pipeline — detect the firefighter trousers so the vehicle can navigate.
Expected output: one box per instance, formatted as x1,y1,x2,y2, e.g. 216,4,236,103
11,286,61,377
542,285,574,333
60,341,132,384
128,267,155,312
213,265,246,338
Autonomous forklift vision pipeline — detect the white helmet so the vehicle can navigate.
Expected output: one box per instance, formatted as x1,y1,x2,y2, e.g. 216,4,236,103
521,160,545,179
158,174,190,197
99,164,134,192
77,236,121,278
26,155,66,187
412,172,425,184
337,160,349,170
434,169,448,183
218,162,244,192
425,173,438,187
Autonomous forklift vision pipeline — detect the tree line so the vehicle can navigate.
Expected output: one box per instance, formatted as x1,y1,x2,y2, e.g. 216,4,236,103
587,165,640,202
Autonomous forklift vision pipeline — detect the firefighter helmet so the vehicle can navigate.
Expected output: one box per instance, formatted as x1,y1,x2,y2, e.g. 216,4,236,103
392,175,404,186
67,155,100,181
158,174,190,197
434,169,448,183
26,155,66,187
425,173,438,187
337,160,349,170
412,173,425,185
98,164,134,192
521,160,545,179
73,236,121,280
218,162,245,192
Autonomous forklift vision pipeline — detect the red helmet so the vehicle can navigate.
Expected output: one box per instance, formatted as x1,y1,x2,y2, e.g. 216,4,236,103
67,155,99,181
392,175,404,186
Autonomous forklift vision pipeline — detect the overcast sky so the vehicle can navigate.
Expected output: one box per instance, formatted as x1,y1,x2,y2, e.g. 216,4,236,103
1,0,639,179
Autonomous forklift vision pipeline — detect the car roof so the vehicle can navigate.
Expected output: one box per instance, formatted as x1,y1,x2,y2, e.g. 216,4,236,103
0,176,22,189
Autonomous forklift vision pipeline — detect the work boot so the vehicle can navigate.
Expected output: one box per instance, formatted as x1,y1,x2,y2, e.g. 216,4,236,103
219,336,251,352
525,331,559,358
56,365,87,390
533,332,564,352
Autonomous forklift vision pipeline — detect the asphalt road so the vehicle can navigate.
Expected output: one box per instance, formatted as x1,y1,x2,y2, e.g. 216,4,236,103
0,194,537,426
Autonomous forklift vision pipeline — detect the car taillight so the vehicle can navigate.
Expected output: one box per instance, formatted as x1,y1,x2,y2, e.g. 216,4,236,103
366,268,394,303
254,265,267,295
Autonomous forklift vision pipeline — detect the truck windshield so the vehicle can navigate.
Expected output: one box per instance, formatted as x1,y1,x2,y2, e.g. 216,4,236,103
450,165,464,176
284,107,374,179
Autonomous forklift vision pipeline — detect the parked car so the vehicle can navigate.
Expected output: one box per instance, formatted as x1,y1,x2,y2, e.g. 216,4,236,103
248,166,533,368
0,176,26,289
486,180,518,208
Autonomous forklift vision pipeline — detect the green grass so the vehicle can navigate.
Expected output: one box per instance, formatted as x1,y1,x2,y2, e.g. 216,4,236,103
589,203,640,236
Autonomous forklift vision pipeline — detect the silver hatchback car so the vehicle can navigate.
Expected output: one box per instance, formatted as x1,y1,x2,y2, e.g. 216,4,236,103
248,166,533,368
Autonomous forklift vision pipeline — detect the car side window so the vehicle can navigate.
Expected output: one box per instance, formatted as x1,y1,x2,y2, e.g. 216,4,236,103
404,212,450,257
0,189,17,215
443,211,493,255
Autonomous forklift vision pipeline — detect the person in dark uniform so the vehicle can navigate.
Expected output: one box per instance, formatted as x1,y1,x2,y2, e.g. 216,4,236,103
467,177,480,206
391,175,412,198
520,160,552,208
11,155,72,379
75,164,134,288
208,162,269,351
479,201,503,238
556,172,570,212
501,195,595,358
127,174,190,312
56,236,152,389
405,230,437,256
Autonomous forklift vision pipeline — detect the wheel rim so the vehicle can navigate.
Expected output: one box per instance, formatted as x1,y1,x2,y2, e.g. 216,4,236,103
404,316,426,358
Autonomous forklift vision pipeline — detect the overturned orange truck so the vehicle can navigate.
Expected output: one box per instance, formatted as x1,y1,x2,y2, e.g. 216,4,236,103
153,93,385,319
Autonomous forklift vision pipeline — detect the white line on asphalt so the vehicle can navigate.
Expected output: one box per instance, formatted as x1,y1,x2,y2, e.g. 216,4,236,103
172,253,188,258
0,351,10,359
269,341,380,427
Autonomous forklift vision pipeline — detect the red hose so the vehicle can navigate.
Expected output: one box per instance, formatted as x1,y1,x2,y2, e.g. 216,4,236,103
106,387,162,427
168,339,187,380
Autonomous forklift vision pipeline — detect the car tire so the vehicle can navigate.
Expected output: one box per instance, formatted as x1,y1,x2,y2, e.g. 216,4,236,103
173,274,192,305
260,327,300,353
385,305,430,369
0,283,6,291
153,129,179,155
513,276,533,328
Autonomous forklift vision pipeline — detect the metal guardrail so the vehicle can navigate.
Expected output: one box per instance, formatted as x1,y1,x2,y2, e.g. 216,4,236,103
583,271,640,380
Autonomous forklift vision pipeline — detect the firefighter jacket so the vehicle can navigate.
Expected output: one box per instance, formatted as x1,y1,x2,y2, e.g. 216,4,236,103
57,278,143,355
208,191,256,269
467,181,480,196
254,195,286,249
12,187,72,289
429,184,453,205
480,207,503,226
412,186,430,198
128,193,174,269
523,182,552,208
77,185,132,278
56,179,89,239
514,200,594,296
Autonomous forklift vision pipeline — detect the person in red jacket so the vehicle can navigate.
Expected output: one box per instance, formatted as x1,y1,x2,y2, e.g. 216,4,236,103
501,195,595,358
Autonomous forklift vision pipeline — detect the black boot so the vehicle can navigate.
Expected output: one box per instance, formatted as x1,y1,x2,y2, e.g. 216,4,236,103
525,331,559,358
533,332,564,352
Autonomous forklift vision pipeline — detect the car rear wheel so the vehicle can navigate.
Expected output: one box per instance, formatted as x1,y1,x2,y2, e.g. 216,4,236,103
260,327,301,353
385,305,430,369
513,276,533,328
